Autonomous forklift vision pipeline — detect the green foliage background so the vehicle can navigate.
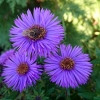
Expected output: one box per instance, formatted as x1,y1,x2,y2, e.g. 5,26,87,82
0,0,100,100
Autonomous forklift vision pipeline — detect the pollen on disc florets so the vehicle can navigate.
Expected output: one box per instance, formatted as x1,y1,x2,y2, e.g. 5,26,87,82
60,58,75,70
17,63,29,75
23,25,46,41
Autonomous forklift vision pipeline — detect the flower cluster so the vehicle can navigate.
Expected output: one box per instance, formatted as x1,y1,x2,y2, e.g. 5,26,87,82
0,8,92,92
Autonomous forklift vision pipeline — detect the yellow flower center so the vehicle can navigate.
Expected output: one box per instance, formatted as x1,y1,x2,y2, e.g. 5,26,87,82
60,58,74,70
17,63,29,74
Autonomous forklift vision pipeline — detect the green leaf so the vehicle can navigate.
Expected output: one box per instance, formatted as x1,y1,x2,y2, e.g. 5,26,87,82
46,87,55,96
94,96,100,100
94,75,100,93
92,59,100,64
6,91,19,100
95,47,100,57
78,92,96,99
56,94,64,100
0,0,4,4
0,98,12,100
8,0,16,13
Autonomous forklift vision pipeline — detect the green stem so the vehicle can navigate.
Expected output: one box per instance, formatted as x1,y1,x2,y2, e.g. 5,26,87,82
65,88,71,100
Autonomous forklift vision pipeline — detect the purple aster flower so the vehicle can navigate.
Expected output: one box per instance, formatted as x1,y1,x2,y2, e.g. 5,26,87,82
0,49,14,65
2,51,42,92
44,44,92,88
10,8,64,57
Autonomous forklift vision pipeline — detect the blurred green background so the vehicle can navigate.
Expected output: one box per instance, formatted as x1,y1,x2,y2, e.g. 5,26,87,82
0,0,100,100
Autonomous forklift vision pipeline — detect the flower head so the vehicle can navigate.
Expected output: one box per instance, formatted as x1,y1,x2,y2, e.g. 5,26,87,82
34,96,41,100
2,51,42,92
0,49,14,65
44,44,92,88
10,8,64,57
